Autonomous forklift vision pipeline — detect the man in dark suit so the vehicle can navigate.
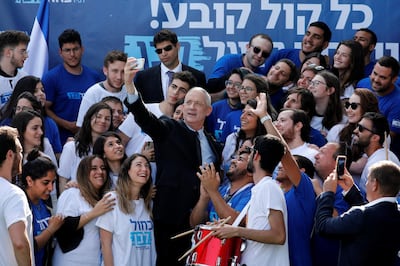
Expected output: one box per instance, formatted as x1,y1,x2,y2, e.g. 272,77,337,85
315,160,400,266
134,29,206,103
124,58,221,266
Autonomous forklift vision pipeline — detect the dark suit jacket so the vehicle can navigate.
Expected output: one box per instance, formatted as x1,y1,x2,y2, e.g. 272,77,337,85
315,191,400,266
134,64,207,103
125,96,221,227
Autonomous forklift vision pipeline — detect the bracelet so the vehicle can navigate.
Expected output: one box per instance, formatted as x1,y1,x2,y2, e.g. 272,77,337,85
46,227,54,235
260,115,271,124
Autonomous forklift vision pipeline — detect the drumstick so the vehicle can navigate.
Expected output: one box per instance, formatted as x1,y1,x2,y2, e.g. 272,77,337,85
170,228,195,239
385,133,388,160
178,216,232,261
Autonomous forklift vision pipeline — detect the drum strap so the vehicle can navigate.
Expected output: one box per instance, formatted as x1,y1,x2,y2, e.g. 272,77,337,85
232,201,250,227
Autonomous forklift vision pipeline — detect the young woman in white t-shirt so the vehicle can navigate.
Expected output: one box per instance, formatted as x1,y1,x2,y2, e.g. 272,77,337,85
53,155,114,266
97,154,156,266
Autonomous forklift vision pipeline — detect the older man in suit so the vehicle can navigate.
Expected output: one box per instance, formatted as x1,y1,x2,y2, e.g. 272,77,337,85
134,29,206,103
315,160,400,266
124,58,221,266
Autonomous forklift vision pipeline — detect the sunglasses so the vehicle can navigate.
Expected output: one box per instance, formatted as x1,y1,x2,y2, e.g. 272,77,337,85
251,46,270,58
155,44,174,54
357,123,376,134
307,63,325,71
344,101,361,110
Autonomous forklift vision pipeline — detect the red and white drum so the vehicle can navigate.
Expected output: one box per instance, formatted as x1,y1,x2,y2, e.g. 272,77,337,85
186,225,244,266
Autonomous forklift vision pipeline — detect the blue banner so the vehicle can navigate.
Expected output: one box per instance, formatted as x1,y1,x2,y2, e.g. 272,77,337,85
2,0,399,78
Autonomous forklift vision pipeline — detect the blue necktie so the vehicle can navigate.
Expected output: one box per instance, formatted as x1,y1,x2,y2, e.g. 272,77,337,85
167,71,174,86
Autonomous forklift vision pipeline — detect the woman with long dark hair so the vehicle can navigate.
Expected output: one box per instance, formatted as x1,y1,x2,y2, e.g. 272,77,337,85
58,102,113,193
331,40,364,100
21,154,63,266
326,88,379,183
93,131,126,187
11,109,57,167
0,76,62,154
308,70,344,137
222,98,267,174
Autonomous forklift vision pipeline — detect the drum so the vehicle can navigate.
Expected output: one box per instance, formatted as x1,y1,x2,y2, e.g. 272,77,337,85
186,225,243,266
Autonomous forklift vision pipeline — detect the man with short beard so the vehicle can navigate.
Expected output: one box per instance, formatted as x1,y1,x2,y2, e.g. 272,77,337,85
265,59,298,111
0,126,34,265
263,21,331,72
213,134,289,266
353,28,377,77
353,112,400,195
275,108,318,164
0,30,30,108
190,140,253,226
43,29,102,145
356,56,400,158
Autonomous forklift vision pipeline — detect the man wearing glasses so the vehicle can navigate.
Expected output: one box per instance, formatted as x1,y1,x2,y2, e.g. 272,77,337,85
207,33,273,97
0,30,30,108
353,112,400,195
134,29,206,103
42,29,102,145
263,21,331,73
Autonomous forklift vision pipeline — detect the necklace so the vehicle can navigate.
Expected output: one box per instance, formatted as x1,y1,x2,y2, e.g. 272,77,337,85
227,99,239,109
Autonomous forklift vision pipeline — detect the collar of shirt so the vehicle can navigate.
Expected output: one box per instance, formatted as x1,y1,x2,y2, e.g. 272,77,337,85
161,62,182,98
364,196,398,207
185,123,204,134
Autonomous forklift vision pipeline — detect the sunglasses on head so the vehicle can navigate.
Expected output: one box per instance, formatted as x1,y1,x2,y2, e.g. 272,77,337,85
251,46,270,58
155,44,174,54
307,63,325,71
357,123,376,134
344,101,361,110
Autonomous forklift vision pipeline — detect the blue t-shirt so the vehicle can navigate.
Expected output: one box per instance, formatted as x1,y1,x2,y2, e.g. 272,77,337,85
206,99,239,143
44,116,62,153
262,48,302,74
220,109,242,143
285,172,316,266
30,199,51,266
310,127,327,147
42,64,102,144
364,60,376,78
208,54,264,79
208,182,253,222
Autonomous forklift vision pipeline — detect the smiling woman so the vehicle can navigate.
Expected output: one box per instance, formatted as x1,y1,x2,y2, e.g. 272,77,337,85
58,102,113,193
96,154,156,266
11,109,57,167
93,131,127,187
20,154,61,266
53,155,114,266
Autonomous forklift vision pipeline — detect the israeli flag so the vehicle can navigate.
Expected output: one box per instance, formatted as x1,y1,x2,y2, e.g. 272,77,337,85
23,0,49,78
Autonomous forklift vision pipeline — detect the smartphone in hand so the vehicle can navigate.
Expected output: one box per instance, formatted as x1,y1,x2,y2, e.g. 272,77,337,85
336,155,346,180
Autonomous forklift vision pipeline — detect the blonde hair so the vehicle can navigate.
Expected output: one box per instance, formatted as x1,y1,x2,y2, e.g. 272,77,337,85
116,154,153,215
